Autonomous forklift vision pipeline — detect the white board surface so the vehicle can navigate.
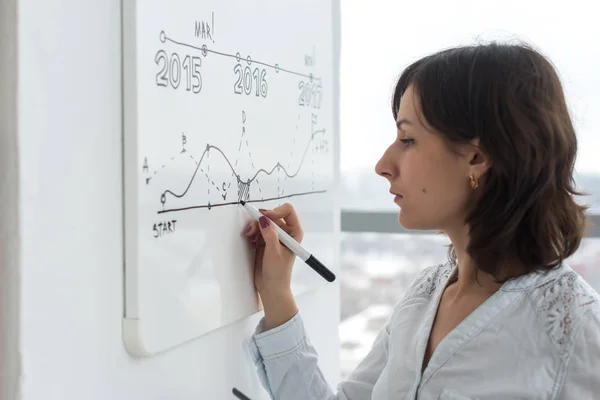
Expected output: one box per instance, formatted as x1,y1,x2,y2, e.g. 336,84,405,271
122,0,338,356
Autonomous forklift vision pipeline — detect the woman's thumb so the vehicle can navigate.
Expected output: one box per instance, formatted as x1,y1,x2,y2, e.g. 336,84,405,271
258,215,279,249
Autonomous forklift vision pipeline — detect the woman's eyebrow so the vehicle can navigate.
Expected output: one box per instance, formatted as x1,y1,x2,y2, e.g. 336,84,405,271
396,118,413,129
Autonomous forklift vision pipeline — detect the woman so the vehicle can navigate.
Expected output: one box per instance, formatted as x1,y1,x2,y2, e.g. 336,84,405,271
242,42,600,399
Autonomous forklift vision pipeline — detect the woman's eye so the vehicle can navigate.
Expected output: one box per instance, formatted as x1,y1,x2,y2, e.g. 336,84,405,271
399,138,414,146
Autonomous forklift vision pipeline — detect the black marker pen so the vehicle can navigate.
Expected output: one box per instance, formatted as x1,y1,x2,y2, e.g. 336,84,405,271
241,201,336,282
232,387,252,400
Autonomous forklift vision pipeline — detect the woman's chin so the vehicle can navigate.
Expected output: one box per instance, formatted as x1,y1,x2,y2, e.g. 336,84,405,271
398,210,432,231
398,210,415,230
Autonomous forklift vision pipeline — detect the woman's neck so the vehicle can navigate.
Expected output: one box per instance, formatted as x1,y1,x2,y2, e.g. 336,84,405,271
452,252,503,297
445,225,506,297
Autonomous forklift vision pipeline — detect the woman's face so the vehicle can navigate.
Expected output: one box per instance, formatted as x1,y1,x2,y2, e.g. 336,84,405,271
375,85,482,232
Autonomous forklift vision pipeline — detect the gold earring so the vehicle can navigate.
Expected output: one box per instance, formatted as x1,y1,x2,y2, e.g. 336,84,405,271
469,174,479,189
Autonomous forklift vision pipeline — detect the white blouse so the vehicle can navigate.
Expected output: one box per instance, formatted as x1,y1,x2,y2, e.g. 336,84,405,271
247,262,600,399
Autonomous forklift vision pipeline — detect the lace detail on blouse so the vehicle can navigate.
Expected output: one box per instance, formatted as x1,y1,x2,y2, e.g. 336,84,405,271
532,270,600,360
404,263,453,301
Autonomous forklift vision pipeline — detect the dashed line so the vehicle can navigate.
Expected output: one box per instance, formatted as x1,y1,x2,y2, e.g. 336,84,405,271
200,168,222,192
256,178,263,198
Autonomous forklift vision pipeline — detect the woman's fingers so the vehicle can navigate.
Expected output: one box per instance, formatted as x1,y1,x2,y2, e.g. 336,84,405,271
242,203,303,245
242,215,289,238
243,218,291,249
259,203,303,241
243,220,256,236
260,203,300,227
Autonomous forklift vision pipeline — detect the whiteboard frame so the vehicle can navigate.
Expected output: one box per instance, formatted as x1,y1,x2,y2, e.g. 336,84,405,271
121,0,146,356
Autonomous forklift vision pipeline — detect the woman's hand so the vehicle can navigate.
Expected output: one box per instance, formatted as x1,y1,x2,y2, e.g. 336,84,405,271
242,202,304,297
242,203,303,329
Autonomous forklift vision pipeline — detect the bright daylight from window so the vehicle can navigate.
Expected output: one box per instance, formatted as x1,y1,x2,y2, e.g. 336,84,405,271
338,0,600,378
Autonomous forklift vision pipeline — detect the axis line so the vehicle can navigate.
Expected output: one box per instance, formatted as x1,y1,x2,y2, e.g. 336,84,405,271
157,190,327,214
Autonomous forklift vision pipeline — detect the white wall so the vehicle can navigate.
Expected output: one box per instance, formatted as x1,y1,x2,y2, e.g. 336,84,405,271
3,0,341,399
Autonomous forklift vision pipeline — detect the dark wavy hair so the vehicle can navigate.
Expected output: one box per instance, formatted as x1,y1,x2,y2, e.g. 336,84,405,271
392,42,590,280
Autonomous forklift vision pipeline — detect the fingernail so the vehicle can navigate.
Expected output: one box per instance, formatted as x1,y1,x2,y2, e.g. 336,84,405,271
259,216,270,228
259,208,267,212
243,224,252,234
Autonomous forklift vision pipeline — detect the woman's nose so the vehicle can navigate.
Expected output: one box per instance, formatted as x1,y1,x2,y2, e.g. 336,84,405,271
375,147,395,179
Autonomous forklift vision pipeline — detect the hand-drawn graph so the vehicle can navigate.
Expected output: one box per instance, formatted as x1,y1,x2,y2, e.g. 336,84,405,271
154,128,328,214
122,1,336,357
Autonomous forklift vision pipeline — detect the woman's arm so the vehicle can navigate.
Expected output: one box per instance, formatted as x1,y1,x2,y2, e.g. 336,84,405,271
247,308,391,400
555,309,600,399
242,203,399,398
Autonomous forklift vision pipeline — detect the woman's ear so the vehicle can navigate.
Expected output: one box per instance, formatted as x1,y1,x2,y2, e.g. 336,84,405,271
467,138,491,179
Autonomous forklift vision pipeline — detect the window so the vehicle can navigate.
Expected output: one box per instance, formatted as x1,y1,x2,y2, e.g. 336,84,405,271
339,1,600,211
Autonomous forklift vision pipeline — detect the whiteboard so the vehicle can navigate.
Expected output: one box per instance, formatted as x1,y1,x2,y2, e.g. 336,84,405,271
122,0,338,356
